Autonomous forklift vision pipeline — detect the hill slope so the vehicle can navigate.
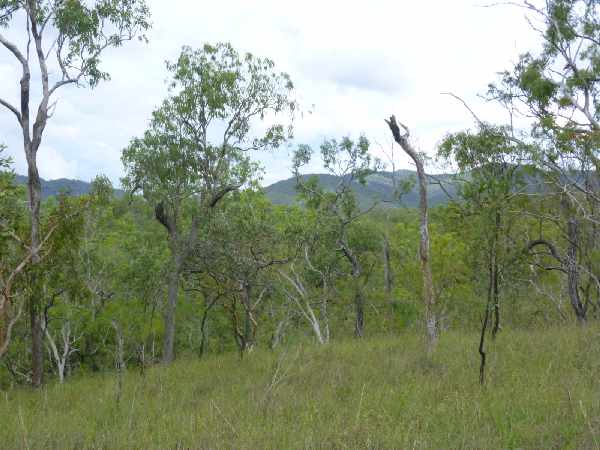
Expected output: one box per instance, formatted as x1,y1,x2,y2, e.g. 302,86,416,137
14,175,123,199
1,328,598,449
16,171,455,207
265,170,455,208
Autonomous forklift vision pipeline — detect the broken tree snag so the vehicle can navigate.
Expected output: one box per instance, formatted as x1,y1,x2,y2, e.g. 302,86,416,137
385,115,437,349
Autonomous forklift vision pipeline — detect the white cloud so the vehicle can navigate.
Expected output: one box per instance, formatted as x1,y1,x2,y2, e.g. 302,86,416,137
37,146,79,180
0,0,542,185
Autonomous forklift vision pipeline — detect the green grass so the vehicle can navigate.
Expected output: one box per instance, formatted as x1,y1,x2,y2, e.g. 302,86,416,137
2,327,600,449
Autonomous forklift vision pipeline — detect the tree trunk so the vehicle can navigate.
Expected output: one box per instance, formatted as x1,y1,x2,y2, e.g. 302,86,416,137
26,103,46,388
162,254,181,364
30,297,44,387
479,256,494,385
241,283,255,352
383,234,393,308
354,289,365,338
386,116,437,350
491,211,501,338
112,320,126,371
566,218,586,322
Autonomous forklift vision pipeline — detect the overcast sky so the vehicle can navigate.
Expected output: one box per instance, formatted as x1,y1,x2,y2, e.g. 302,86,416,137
0,0,542,186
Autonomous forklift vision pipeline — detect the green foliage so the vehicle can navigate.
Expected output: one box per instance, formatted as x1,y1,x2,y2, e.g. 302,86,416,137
0,0,151,87
122,42,296,215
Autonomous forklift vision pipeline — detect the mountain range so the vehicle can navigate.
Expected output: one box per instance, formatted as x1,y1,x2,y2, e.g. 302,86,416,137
14,171,455,208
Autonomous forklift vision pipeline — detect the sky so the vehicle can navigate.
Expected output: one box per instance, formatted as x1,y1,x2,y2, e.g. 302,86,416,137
0,0,542,186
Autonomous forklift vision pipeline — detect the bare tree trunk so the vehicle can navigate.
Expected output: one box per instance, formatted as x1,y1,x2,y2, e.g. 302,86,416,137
386,116,437,350
44,321,75,384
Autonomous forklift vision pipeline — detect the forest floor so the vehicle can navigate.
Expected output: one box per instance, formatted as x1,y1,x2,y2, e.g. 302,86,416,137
2,327,600,449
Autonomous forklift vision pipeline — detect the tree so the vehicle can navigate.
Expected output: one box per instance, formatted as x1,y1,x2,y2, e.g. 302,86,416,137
0,0,150,387
189,191,292,354
487,0,600,324
439,125,529,383
0,146,27,359
293,136,379,338
386,116,437,350
122,43,296,363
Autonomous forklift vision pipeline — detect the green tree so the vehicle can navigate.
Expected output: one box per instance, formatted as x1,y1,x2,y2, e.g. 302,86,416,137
293,136,380,338
0,0,150,386
488,0,600,324
439,126,529,383
122,43,296,363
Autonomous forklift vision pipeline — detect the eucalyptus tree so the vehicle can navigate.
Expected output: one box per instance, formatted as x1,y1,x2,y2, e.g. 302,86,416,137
189,191,293,354
439,125,530,383
0,0,150,386
293,136,379,338
122,43,296,363
0,147,27,359
488,0,600,323
277,207,338,345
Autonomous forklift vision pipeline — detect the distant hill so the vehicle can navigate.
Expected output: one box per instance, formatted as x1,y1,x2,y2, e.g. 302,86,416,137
15,171,455,207
265,171,456,208
15,175,124,199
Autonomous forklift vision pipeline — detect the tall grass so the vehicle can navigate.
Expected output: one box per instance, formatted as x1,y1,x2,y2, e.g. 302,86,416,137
2,326,600,449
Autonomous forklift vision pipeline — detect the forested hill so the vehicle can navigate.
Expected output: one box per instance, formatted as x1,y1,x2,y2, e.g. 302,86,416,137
265,171,456,208
14,175,124,199
16,171,456,207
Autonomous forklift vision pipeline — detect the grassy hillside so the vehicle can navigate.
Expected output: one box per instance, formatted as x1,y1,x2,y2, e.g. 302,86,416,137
2,327,599,449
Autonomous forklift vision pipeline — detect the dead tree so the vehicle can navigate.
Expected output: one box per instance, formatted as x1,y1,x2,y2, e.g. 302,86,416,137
386,115,437,349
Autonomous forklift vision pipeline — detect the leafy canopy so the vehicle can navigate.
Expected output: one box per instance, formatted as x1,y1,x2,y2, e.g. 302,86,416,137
122,42,297,209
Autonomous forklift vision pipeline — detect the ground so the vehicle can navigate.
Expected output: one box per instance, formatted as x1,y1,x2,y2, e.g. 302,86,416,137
2,327,599,449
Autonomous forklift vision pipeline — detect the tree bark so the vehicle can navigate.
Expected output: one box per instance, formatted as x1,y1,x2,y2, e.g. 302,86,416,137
354,289,365,339
162,258,180,364
386,116,437,349
30,296,44,387
491,211,501,338
241,282,256,352
566,218,586,322
383,234,393,308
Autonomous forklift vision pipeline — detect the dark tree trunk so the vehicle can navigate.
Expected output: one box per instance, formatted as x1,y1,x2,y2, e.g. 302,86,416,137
27,147,44,388
491,211,501,339
354,290,365,338
383,234,393,308
339,240,365,338
566,218,586,322
29,295,44,387
198,295,218,359
162,257,180,364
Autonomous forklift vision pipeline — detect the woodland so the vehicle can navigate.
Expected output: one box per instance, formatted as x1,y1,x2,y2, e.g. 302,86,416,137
0,0,599,448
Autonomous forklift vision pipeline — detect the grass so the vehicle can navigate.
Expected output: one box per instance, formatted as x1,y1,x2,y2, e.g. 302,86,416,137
2,327,600,449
